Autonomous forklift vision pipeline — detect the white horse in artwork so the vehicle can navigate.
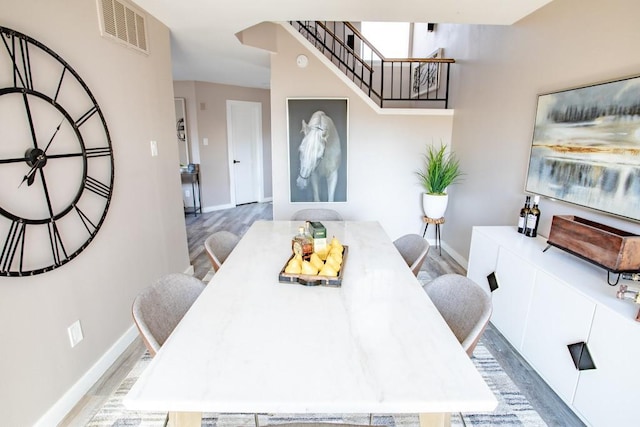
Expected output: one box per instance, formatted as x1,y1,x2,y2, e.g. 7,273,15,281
296,111,342,202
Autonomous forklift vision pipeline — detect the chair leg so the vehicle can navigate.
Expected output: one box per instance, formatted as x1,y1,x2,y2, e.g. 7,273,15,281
459,412,467,427
369,413,373,425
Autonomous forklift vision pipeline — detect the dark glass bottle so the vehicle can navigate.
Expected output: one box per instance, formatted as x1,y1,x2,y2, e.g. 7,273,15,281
525,196,541,237
518,196,531,234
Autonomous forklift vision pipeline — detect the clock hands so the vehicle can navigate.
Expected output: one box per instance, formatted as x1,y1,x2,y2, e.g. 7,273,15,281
19,119,64,188
42,120,64,153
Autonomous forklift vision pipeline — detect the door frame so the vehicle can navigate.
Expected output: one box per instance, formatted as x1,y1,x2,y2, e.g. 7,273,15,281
226,100,264,205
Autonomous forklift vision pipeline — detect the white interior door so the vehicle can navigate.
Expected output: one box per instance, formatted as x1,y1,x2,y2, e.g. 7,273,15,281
227,100,263,205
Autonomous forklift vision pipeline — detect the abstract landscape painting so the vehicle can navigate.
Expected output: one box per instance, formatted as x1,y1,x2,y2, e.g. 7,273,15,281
525,75,640,221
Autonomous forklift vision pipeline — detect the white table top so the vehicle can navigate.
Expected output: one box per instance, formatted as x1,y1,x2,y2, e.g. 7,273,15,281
125,221,497,415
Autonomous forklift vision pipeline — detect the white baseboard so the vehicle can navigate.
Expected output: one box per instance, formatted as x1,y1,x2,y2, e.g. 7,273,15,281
426,239,469,272
442,241,469,271
183,264,195,275
202,203,235,213
34,325,139,427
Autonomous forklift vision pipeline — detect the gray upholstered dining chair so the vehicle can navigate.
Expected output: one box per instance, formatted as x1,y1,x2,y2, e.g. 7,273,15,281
423,273,492,357
132,273,206,357
393,234,430,276
204,230,240,272
291,208,343,221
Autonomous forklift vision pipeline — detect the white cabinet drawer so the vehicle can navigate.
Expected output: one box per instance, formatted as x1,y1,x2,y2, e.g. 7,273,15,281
573,306,640,426
491,247,536,350
521,270,595,404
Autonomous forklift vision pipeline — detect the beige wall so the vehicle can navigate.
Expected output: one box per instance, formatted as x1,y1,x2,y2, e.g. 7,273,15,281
412,0,640,262
271,26,455,240
174,81,272,210
0,1,190,424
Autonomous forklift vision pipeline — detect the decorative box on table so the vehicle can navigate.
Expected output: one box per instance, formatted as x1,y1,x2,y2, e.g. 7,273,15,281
546,215,640,283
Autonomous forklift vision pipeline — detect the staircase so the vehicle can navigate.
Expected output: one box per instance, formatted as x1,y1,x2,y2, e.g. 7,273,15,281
290,21,454,109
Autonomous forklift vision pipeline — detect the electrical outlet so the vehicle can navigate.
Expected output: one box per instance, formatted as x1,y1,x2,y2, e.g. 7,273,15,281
67,320,84,348
185,189,191,198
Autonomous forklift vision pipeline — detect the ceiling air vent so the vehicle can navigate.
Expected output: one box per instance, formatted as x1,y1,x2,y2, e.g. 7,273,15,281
98,0,148,54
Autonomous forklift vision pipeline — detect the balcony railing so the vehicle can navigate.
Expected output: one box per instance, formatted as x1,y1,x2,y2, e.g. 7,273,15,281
290,21,455,109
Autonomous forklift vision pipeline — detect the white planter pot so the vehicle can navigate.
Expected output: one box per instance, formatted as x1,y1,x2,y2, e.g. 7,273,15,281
422,193,448,219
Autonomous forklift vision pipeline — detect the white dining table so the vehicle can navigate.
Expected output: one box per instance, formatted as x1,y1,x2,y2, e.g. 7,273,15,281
124,220,497,427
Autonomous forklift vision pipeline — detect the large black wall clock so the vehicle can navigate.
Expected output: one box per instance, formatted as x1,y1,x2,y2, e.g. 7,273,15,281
0,27,114,277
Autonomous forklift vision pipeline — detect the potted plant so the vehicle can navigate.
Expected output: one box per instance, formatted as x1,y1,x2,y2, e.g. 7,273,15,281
415,143,463,219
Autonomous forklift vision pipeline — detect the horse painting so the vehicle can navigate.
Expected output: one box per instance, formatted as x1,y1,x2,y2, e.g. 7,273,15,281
296,110,342,202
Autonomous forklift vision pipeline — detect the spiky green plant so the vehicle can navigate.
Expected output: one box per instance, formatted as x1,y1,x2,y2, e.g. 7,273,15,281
415,144,463,195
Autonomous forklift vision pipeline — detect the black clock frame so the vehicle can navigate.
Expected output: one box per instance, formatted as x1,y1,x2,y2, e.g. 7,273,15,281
0,26,114,277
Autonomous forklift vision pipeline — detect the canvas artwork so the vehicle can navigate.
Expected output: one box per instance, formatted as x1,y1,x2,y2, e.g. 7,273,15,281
288,98,348,203
412,48,443,98
525,75,640,221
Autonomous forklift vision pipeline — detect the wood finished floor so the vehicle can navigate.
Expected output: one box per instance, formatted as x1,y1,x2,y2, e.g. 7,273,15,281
60,202,584,426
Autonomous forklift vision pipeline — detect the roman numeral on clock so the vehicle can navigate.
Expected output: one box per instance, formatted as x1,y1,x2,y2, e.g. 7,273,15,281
47,220,67,266
0,220,26,273
86,147,112,158
1,33,34,90
85,176,111,199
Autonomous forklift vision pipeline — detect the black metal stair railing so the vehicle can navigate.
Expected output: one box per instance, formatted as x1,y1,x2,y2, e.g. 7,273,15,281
289,21,455,109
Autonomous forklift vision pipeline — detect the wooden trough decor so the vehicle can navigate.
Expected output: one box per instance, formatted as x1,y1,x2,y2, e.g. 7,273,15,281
545,215,640,285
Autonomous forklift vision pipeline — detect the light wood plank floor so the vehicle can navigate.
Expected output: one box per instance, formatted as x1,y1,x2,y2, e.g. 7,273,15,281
61,202,584,426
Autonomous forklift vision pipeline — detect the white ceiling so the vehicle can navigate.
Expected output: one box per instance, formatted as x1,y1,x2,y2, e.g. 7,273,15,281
131,0,553,89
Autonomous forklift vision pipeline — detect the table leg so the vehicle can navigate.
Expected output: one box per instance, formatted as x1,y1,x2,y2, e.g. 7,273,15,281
419,412,451,427
167,412,202,427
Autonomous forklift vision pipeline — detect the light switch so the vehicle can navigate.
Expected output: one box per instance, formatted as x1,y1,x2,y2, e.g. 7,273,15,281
67,320,84,348
203,137,209,146
150,140,158,156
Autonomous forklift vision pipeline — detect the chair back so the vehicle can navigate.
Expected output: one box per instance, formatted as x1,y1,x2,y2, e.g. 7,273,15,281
291,208,343,221
204,231,240,272
132,273,206,356
424,274,492,356
393,234,430,276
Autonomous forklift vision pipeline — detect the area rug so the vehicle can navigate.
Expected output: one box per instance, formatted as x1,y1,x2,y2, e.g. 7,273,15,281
86,342,546,427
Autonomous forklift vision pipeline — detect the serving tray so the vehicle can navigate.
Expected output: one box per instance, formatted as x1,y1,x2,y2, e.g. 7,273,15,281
278,246,348,287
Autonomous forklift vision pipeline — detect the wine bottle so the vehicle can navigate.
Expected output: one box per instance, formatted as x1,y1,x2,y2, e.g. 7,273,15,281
518,196,531,234
525,195,541,237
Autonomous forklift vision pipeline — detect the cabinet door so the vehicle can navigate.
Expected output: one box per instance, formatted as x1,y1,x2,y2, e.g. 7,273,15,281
521,271,595,404
573,307,640,426
467,229,499,293
491,247,536,349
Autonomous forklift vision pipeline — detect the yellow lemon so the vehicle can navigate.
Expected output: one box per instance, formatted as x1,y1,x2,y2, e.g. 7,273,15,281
284,262,302,274
319,264,338,277
301,260,318,275
328,250,342,262
329,245,343,256
310,253,324,270
287,256,302,268
326,255,341,271
314,246,330,261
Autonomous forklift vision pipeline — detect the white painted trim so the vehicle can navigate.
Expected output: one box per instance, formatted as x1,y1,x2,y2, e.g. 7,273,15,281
442,241,469,271
202,203,235,213
34,325,139,427
183,264,195,275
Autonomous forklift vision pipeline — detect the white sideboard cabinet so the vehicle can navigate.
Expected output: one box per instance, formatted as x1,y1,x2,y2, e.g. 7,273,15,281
468,226,640,427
